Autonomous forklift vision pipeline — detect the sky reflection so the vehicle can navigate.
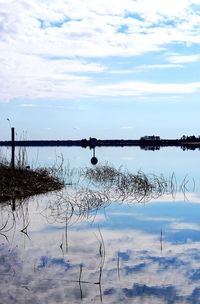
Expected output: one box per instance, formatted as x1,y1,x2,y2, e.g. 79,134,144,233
1,188,200,303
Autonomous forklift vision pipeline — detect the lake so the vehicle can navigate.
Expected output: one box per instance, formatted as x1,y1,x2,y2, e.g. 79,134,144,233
1,146,200,303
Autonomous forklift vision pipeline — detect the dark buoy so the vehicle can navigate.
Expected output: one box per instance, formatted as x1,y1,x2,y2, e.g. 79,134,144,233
91,156,98,165
90,147,98,165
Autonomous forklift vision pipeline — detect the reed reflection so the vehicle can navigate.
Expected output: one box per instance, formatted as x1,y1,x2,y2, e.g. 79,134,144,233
40,163,194,227
0,164,199,303
0,163,195,236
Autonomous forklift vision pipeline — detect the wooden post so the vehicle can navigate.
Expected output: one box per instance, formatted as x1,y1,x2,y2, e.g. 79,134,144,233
11,198,16,211
11,127,15,168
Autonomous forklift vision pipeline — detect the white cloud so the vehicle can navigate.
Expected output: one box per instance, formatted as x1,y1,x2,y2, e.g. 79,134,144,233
93,81,200,97
168,53,200,63
19,103,38,107
1,0,200,101
1,0,200,58
109,63,183,74
137,63,184,69
2,77,200,101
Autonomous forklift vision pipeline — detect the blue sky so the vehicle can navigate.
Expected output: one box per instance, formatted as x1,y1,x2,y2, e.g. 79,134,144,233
1,0,200,140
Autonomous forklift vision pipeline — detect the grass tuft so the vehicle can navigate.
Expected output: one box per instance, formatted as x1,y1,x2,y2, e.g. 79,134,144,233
0,162,64,203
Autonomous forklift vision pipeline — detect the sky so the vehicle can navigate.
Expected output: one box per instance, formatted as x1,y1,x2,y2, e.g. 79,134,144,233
1,0,200,140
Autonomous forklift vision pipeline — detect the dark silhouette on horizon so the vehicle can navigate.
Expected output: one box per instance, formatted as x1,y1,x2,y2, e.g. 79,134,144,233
1,135,200,151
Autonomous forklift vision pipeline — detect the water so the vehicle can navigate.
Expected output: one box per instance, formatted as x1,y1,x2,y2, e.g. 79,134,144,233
1,147,200,303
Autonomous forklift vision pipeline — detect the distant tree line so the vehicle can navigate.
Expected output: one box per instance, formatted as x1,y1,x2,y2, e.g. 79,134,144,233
180,135,200,141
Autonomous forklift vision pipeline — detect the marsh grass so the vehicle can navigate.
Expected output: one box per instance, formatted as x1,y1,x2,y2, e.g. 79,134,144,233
1,161,193,229
82,164,170,203
39,163,194,228
16,146,28,168
0,161,65,203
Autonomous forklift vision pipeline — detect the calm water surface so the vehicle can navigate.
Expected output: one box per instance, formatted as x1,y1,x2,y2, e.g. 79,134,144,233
1,147,200,303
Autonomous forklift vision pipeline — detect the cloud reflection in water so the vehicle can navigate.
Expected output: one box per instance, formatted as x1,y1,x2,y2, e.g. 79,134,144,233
0,167,200,303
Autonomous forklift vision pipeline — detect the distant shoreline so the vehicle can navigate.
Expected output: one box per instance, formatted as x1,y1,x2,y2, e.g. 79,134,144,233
0,137,200,149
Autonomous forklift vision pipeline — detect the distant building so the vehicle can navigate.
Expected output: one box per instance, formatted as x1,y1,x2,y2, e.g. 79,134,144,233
140,135,160,141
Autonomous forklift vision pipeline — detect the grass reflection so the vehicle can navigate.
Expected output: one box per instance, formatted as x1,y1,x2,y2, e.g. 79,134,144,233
0,163,199,303
0,163,194,234
83,164,169,202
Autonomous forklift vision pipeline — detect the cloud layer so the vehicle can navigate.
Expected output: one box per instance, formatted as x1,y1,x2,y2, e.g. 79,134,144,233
1,0,200,101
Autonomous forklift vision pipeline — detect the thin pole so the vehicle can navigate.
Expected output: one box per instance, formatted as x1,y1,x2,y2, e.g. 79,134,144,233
11,198,16,211
11,127,15,168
